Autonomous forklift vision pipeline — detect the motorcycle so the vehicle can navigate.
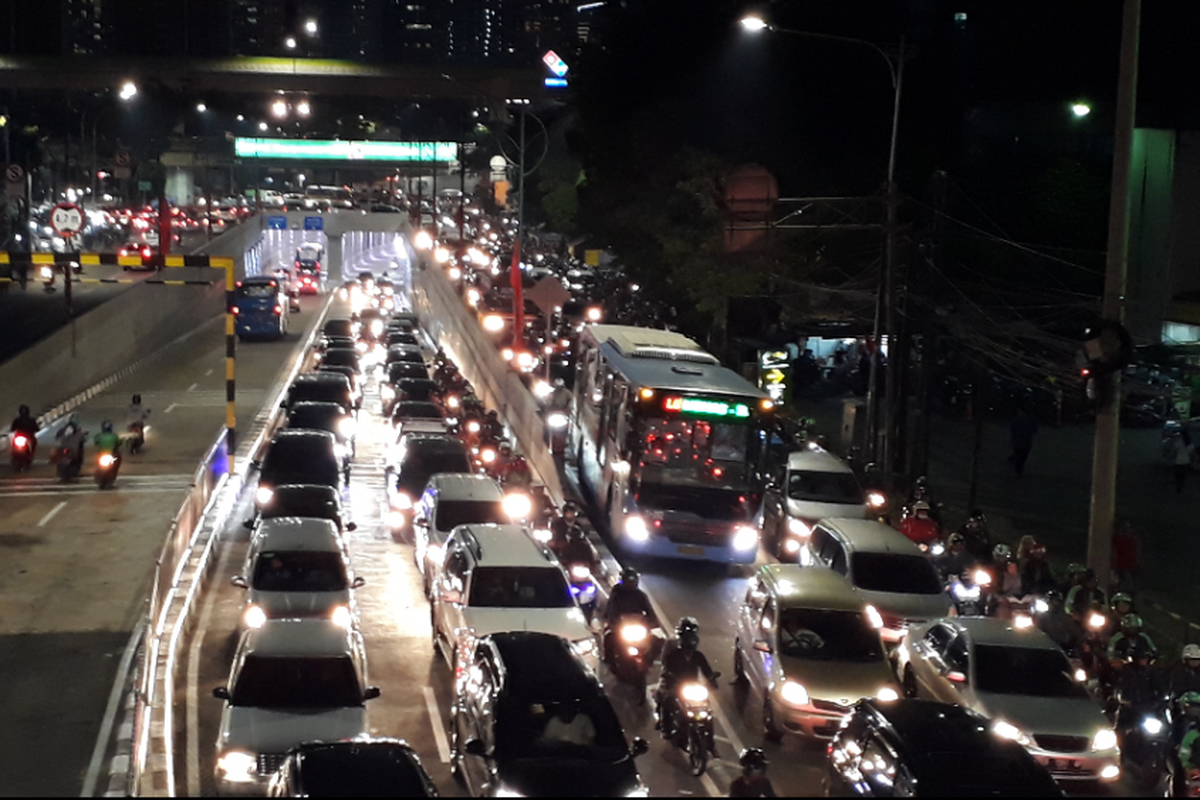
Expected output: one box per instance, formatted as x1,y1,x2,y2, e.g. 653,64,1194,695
658,678,720,777
127,422,146,454
40,264,56,293
10,432,34,471
605,613,662,697
1167,763,1200,797
54,443,83,481
565,561,599,621
948,571,991,617
1117,697,1171,790
95,451,121,489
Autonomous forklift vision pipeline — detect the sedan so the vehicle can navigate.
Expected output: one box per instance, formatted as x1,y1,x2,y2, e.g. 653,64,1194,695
893,617,1120,785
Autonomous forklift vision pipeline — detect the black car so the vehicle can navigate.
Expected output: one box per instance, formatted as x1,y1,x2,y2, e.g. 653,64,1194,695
385,344,425,370
357,307,386,339
388,434,474,519
286,401,355,470
256,430,344,508
318,334,357,354
391,401,445,428
385,361,430,383
319,347,362,375
381,366,432,416
323,318,354,338
390,311,419,328
247,484,355,534
386,331,420,348
393,378,439,404
826,699,1064,797
286,373,355,415
267,738,438,798
451,632,648,797
317,364,362,408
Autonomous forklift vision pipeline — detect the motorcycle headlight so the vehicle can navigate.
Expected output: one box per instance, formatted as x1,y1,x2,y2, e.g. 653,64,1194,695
547,412,569,429
480,448,497,464
624,515,650,542
385,509,406,529
98,453,116,467
570,565,592,581
371,320,384,336
973,569,992,587
733,525,759,551
1075,668,1089,683
1088,612,1108,631
929,542,946,557
1033,598,1050,614
1142,717,1165,735
381,384,395,401
255,486,273,505
503,493,532,520
620,623,649,644
952,583,980,601
992,720,1031,746
780,680,809,707
1092,728,1118,751
787,518,811,538
866,491,887,509
243,604,267,630
532,528,552,544
216,750,257,782
482,314,506,333
680,683,709,704
877,687,899,702
1012,613,1034,629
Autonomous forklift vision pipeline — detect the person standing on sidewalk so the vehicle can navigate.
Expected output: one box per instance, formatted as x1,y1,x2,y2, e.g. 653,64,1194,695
1009,407,1038,478
1171,430,1195,493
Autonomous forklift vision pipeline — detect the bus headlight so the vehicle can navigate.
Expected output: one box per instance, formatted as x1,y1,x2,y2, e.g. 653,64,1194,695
625,515,650,542
733,525,759,551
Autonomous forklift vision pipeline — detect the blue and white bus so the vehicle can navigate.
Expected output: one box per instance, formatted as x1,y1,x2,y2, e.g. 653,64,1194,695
569,324,774,563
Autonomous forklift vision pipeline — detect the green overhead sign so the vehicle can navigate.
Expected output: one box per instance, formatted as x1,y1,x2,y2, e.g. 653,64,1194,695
234,138,458,162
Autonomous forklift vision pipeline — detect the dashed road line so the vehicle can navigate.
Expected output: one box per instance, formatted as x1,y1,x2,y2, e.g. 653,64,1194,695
422,687,452,764
37,500,67,527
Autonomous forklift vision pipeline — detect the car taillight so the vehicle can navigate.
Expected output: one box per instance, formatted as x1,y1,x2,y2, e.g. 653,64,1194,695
273,305,282,315
142,247,151,258
119,249,128,257
231,306,240,315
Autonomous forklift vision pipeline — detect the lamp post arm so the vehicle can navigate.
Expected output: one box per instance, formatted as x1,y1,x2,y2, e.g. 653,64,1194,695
768,26,900,90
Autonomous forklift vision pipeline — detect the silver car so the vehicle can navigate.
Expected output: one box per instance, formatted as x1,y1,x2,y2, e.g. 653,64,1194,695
893,617,1120,784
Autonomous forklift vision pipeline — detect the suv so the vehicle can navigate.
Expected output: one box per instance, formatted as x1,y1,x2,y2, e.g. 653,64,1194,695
759,448,872,560
432,524,598,672
285,373,356,416
413,474,510,593
450,631,648,797
256,430,344,509
825,698,1063,796
799,518,950,643
386,433,474,534
232,517,364,631
733,564,899,740
286,401,355,474
212,619,380,794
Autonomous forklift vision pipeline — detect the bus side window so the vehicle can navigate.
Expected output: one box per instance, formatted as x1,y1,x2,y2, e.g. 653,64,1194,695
605,381,625,443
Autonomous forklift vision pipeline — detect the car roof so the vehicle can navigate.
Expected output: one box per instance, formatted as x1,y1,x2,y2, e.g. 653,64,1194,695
401,433,468,450
289,401,346,415
253,517,342,551
757,564,863,612
270,428,337,445
451,524,554,567
243,619,354,658
488,631,600,700
271,483,340,500
819,518,925,556
785,447,854,474
427,473,505,500
942,617,1062,650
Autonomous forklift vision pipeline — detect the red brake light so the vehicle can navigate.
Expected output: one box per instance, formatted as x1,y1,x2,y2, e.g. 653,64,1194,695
142,247,151,258
13,435,28,447
236,281,243,288
273,305,282,315
231,306,240,315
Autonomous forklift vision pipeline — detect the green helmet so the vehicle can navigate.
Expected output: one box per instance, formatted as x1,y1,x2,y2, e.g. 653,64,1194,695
1110,593,1133,612
1121,613,1143,631
1066,563,1087,579
1180,691,1200,708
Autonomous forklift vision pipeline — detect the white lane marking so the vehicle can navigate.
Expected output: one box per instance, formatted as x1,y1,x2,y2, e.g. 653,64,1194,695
80,618,145,798
700,772,722,797
708,698,746,760
187,527,236,797
37,500,67,527
422,686,452,764
187,383,199,392
205,369,213,376
165,403,178,414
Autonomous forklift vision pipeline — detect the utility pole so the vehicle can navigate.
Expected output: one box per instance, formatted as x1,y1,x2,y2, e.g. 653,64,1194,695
878,37,906,487
1088,0,1140,590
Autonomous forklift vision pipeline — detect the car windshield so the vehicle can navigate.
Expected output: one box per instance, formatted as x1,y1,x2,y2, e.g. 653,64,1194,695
495,696,628,760
252,551,348,592
394,402,443,420
290,383,350,407
237,284,277,299
787,470,864,504
388,333,419,346
850,553,944,595
468,567,574,608
261,445,339,487
388,349,424,364
230,655,362,708
262,495,339,523
398,381,437,401
435,500,507,531
776,608,884,662
397,448,472,491
973,644,1089,697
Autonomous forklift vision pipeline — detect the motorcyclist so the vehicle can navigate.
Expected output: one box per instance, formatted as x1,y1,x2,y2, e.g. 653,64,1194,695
1114,640,1165,741
990,544,1024,599
1170,645,1200,702
126,394,150,451
547,377,572,411
603,567,656,632
955,509,992,562
559,523,599,578
656,618,719,739
10,405,40,457
899,500,940,548
1109,613,1159,665
729,747,776,798
1066,569,1109,623
549,501,584,556
935,532,975,583
1037,589,1086,656
1172,692,1200,796
1111,592,1136,620
93,420,122,456
1018,539,1059,596
481,409,504,443
55,415,86,468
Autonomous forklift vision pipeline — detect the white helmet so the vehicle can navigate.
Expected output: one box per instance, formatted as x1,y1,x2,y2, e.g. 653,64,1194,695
1183,644,1200,661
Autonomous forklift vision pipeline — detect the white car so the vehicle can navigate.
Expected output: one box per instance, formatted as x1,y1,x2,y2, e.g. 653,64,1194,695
431,523,599,673
232,517,363,632
412,474,510,593
212,619,379,794
893,616,1120,784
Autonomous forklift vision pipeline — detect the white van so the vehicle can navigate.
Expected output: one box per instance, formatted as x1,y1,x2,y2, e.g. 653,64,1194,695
759,447,872,560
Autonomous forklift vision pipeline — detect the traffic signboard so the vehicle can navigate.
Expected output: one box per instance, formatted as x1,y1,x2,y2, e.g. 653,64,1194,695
50,203,84,237
303,216,324,231
267,215,287,230
525,275,571,317
758,349,793,407
6,164,24,184
114,151,130,167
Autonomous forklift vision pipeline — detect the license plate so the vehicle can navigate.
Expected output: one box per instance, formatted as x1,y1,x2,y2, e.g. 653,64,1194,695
677,546,705,556
1047,759,1080,772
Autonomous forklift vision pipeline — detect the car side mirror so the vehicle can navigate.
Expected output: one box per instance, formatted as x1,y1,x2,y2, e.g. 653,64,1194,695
212,686,230,700
231,575,248,589
754,638,773,654
364,686,382,700
464,739,489,758
630,737,649,758
352,576,366,589
346,522,358,532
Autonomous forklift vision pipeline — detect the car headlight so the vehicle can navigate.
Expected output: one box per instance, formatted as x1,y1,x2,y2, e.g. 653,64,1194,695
381,384,395,400
386,509,406,529
992,720,1031,746
787,517,811,538
330,605,352,629
1092,728,1118,751
216,750,257,782
1099,764,1121,780
573,638,597,657
783,538,801,554
680,683,709,703
733,525,759,551
482,314,505,332
625,515,650,542
624,789,649,798
620,623,648,644
864,604,885,630
877,687,899,701
337,417,357,439
243,604,267,630
255,486,273,505
495,787,525,798
570,565,592,581
503,493,533,520
780,680,809,707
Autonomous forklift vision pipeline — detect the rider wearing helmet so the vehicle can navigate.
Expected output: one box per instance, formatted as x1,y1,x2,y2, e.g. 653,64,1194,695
1108,613,1159,665
956,509,992,561
1172,645,1200,701
549,501,583,556
1175,692,1200,794
1037,589,1085,655
55,414,87,468
1110,592,1135,619
1066,569,1108,622
558,519,599,577
602,567,659,672
1114,638,1164,736
899,500,940,547
935,532,975,582
93,420,121,455
10,404,40,456
729,748,776,798
656,618,719,739
481,408,504,442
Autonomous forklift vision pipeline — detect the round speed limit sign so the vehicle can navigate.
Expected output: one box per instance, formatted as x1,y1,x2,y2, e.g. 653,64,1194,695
50,203,84,237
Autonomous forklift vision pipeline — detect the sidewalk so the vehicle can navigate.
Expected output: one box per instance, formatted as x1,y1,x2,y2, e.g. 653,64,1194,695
793,391,1200,657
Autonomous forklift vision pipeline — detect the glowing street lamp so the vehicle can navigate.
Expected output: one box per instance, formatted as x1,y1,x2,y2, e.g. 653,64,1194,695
271,99,288,118
285,36,297,50
1072,102,1092,117
304,19,318,36
118,81,138,101
295,100,311,117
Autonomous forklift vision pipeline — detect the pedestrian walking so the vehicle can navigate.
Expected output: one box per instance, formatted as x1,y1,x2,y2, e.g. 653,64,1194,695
1009,407,1038,477
1172,430,1196,493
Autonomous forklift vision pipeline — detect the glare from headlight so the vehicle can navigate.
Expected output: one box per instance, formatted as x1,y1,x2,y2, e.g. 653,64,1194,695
780,680,809,707
866,491,887,508
864,604,884,630
216,750,257,782
973,569,992,587
877,687,899,702
434,246,450,263
1142,717,1164,735
1074,668,1088,683
532,380,553,399
1088,612,1108,631
1099,764,1121,780
371,320,384,336
386,509,406,529
243,605,267,629
330,606,352,629
733,525,759,551
337,417,357,438
681,683,709,703
1033,598,1049,614
620,624,648,643
480,448,497,464
503,493,532,519
393,492,413,510
573,638,597,656
532,528,552,544
413,230,433,250
547,412,568,429
992,720,1030,745
1092,728,1118,751
787,518,811,538
1012,614,1034,629
570,565,591,581
784,538,801,553
625,515,650,542
482,314,505,332
256,486,274,505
